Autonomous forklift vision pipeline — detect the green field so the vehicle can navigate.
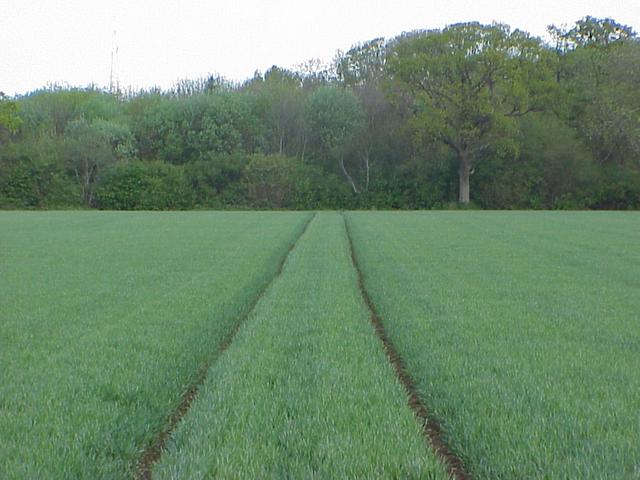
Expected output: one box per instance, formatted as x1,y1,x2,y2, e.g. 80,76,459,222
2,211,639,479
153,212,447,478
0,211,311,478
346,211,640,479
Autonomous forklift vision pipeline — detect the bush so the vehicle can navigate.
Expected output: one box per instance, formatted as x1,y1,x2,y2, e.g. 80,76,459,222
242,154,302,208
588,168,640,210
184,152,248,207
0,159,80,208
95,161,194,210
242,154,354,209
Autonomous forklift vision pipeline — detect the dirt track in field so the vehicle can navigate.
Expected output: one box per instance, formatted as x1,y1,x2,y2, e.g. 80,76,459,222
343,213,469,480
135,212,316,480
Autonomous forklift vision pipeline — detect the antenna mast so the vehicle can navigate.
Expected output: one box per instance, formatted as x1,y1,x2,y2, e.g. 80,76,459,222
109,21,119,93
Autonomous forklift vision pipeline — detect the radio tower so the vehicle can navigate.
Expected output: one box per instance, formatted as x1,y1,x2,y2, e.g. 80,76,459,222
109,23,119,94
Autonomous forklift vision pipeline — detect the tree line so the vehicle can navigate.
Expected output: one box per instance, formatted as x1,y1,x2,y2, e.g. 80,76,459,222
1,17,639,210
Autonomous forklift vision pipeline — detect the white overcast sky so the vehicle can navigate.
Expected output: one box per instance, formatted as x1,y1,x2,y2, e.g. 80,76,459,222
1,0,638,96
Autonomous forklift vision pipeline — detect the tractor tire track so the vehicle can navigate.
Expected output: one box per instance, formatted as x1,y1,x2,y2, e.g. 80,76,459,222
135,212,316,480
343,213,469,480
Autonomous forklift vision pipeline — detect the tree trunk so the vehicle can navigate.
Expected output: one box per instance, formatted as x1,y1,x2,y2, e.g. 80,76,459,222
458,154,471,204
363,152,370,191
339,157,359,194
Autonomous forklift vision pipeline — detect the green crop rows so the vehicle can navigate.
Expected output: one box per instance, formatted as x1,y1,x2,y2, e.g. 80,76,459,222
153,212,447,478
346,211,640,479
0,211,311,478
2,211,638,479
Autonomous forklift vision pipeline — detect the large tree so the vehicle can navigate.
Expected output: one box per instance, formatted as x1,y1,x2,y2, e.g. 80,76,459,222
246,66,306,156
336,38,402,191
550,17,639,167
64,118,135,206
305,86,365,193
387,23,555,203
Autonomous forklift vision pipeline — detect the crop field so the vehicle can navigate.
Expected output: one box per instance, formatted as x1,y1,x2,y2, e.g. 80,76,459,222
346,211,640,479
153,212,447,479
1,210,639,479
0,211,311,478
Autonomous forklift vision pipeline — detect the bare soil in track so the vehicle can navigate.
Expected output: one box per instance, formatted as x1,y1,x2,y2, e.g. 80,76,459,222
135,213,316,480
343,214,469,480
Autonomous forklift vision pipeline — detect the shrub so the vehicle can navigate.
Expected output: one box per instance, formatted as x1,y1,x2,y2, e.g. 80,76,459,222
184,152,248,207
0,159,80,208
242,154,354,209
95,161,194,210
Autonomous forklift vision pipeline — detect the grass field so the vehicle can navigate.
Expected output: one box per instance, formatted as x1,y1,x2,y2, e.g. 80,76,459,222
0,211,311,478
153,212,448,478
2,210,638,479
346,211,640,479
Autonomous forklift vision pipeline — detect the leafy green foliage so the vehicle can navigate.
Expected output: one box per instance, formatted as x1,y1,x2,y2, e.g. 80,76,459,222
17,87,121,136
95,161,194,210
387,23,556,202
550,16,636,49
305,87,364,162
131,92,263,165
0,94,22,135
0,158,79,208
241,153,352,209
184,153,248,207
245,66,306,156
472,114,597,209
0,16,639,209
550,19,640,169
242,153,307,208
64,118,130,205
336,38,387,87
